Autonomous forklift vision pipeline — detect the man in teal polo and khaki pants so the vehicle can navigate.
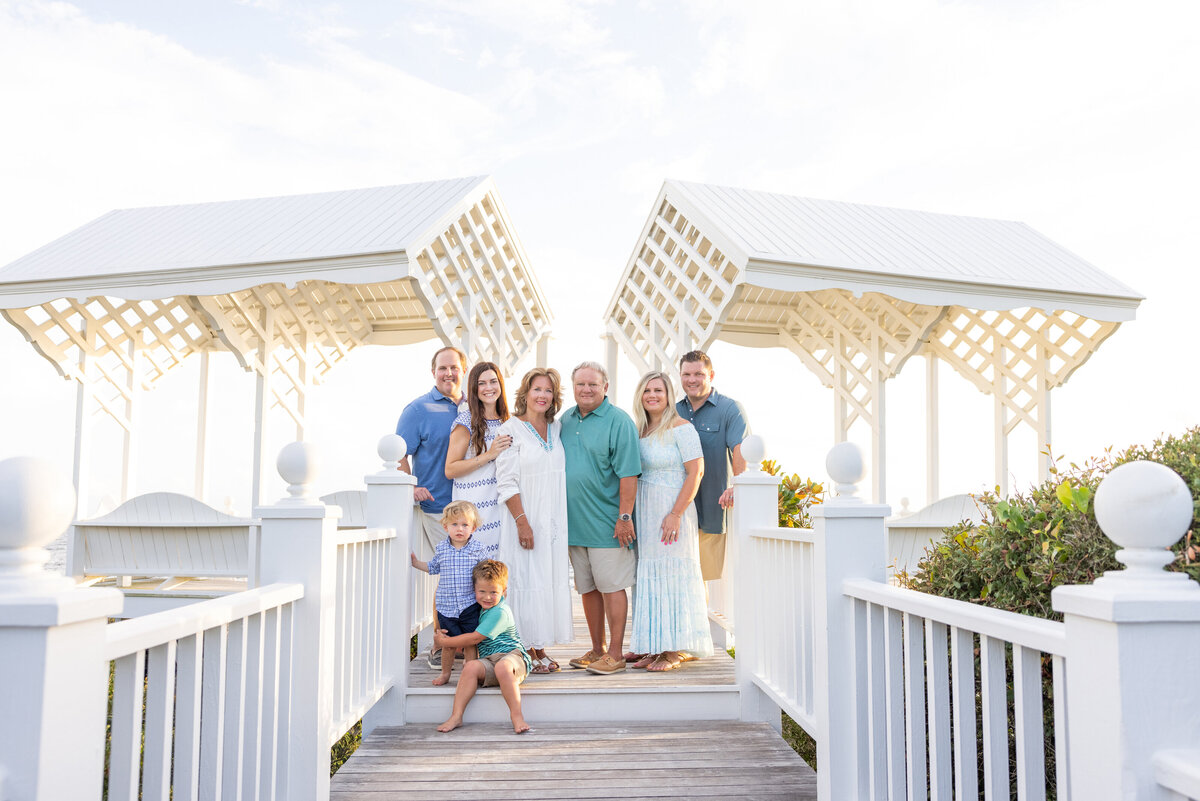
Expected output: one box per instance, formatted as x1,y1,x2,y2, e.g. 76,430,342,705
561,361,641,676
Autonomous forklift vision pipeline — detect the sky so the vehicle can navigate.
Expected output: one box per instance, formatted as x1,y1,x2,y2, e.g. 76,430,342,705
1,0,1198,517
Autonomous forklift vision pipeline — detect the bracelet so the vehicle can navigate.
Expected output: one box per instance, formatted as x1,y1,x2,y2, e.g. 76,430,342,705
515,513,526,522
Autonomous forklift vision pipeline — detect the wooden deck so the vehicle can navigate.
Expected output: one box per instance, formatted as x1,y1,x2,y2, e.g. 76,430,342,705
331,721,817,800
331,593,816,798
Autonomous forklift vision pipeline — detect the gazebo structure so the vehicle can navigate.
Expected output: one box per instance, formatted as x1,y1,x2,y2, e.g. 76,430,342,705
604,180,1142,503
0,176,553,513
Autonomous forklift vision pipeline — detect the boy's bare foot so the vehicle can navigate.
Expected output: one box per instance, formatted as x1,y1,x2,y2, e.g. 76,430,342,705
512,716,531,734
437,715,463,733
431,672,451,686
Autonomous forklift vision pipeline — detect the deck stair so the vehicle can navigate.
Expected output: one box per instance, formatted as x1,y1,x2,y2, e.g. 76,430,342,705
333,721,817,800
403,601,740,724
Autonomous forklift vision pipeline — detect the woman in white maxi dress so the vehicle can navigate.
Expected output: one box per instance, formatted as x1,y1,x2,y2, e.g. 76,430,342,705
495,367,574,672
445,361,512,551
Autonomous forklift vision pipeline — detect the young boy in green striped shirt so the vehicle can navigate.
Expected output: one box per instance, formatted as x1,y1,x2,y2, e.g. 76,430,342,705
434,559,535,734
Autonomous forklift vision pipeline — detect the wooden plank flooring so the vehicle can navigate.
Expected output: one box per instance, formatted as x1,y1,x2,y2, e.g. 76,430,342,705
331,721,817,800
407,595,736,692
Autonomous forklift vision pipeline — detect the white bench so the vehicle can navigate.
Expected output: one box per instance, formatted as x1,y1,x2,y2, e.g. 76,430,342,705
885,493,984,578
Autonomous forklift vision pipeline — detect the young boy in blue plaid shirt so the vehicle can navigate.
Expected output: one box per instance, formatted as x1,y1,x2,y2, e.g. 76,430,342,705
410,500,495,685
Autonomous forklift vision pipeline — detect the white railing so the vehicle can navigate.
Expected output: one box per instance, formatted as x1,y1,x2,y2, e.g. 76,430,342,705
0,435,420,801
844,580,1067,801
330,527,395,740
104,583,304,801
731,438,1200,801
736,525,817,730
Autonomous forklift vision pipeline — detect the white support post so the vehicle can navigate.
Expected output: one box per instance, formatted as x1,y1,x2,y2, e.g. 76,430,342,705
255,442,341,801
0,457,124,800
926,352,939,506
833,332,847,444
872,337,886,505
605,333,619,402
362,435,416,734
296,329,308,442
731,436,783,727
811,442,890,801
252,305,275,510
121,330,140,502
992,341,1008,496
195,350,211,502
1052,461,1200,801
73,321,93,519
537,333,551,369
1037,343,1053,482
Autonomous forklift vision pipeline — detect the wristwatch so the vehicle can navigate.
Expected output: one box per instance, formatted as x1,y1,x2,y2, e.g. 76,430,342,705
618,513,632,522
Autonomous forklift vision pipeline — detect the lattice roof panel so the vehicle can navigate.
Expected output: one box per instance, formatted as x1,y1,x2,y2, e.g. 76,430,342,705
0,178,553,427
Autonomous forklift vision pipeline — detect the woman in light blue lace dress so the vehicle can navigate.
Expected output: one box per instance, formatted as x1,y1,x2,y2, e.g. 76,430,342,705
444,362,512,551
628,371,713,671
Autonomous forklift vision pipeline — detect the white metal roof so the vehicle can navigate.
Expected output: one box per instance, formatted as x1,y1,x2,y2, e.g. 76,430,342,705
664,180,1142,320
0,176,523,305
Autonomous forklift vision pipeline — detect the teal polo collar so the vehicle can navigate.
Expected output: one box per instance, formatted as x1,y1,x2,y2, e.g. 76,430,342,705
569,396,612,420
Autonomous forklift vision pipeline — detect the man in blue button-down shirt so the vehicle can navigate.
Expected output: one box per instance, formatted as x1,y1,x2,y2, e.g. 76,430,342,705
397,346,468,558
676,350,750,581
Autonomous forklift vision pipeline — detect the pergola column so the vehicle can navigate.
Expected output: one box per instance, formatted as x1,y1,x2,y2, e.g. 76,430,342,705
194,350,211,503
72,321,93,518
925,353,940,506
252,304,275,509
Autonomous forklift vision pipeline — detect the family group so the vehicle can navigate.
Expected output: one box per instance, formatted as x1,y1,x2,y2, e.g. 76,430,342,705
398,346,749,733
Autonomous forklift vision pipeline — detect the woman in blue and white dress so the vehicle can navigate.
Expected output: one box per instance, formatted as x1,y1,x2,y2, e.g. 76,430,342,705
495,367,573,673
444,361,512,551
628,370,713,671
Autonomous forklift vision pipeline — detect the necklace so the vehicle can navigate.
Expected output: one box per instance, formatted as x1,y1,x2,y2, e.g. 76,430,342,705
522,419,553,452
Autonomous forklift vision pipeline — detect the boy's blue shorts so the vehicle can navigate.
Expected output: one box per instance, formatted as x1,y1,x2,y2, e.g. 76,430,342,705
437,602,482,636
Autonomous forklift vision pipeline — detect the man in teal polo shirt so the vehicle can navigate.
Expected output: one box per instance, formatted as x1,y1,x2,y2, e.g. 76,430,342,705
561,361,641,676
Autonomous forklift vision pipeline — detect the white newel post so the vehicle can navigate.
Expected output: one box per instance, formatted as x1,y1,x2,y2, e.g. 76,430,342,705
255,442,341,801
0,457,123,801
363,434,415,733
731,435,783,726
812,442,889,801
1052,460,1200,801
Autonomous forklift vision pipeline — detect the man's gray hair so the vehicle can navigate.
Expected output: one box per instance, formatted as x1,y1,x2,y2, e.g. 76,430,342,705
571,360,609,383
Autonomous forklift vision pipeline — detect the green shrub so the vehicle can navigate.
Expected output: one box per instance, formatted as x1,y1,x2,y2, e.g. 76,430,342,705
904,426,1200,617
761,459,824,528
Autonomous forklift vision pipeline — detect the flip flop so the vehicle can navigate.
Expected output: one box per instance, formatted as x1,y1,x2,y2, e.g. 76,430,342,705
624,652,647,663
647,655,680,672
531,657,552,674
632,653,658,669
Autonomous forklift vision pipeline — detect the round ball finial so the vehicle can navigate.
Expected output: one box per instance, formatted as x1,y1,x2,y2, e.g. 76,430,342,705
1094,460,1193,578
0,457,76,551
741,435,766,473
378,434,407,471
277,441,319,502
826,442,865,500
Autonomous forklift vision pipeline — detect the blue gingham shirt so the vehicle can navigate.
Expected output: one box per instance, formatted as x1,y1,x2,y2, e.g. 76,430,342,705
428,536,491,618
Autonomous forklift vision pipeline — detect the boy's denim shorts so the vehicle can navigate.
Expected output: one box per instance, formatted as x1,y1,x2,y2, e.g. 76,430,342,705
437,602,481,636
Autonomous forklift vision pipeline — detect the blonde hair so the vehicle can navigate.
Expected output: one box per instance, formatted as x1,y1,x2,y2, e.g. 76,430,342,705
440,500,480,530
632,371,680,440
513,367,562,422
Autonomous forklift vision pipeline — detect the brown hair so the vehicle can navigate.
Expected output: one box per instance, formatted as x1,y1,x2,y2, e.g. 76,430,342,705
679,350,713,371
513,367,563,422
440,500,480,529
465,361,510,455
472,559,509,588
431,346,468,371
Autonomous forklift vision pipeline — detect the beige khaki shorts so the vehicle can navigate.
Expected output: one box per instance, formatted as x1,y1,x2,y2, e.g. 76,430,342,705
699,530,727,581
569,545,637,594
481,650,528,687
412,508,444,559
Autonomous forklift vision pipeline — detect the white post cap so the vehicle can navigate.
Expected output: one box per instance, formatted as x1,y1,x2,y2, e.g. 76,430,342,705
277,441,319,504
826,442,865,503
1094,460,1197,589
0,457,76,592
377,434,407,472
741,434,766,474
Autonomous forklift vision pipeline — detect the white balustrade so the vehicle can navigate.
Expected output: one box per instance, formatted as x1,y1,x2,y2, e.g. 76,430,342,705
0,457,123,800
732,442,1200,801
